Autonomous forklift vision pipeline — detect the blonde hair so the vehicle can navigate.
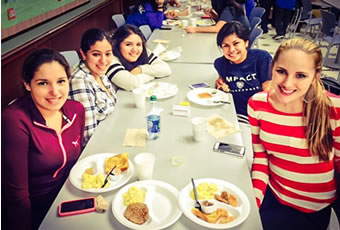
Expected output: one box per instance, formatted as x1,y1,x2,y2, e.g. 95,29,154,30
273,38,333,161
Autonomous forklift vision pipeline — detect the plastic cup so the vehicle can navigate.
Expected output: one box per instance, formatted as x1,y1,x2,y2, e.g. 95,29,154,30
181,20,188,28
190,18,197,27
191,117,208,142
134,153,155,180
133,88,146,108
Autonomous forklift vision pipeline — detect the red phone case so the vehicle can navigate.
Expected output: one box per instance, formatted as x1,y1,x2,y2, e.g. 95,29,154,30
58,197,96,217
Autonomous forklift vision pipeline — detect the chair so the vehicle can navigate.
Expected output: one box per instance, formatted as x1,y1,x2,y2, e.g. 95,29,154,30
112,14,126,28
318,10,340,80
60,50,80,69
319,10,340,57
321,77,340,95
286,7,303,38
249,27,263,48
248,7,265,23
139,25,152,40
250,16,262,33
327,208,340,230
129,5,135,12
300,0,322,38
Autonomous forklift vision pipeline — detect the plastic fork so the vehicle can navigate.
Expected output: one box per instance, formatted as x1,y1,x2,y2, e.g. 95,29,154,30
101,166,116,188
191,178,202,212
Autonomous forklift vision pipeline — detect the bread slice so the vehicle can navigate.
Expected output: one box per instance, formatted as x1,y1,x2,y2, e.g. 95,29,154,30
191,208,229,224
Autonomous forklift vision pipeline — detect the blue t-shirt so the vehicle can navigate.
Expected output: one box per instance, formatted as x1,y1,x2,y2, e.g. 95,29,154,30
127,2,165,30
219,6,250,29
214,49,272,117
276,0,296,9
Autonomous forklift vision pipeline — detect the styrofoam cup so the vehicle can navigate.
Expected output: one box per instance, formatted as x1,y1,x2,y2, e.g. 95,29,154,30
192,117,208,141
190,18,197,27
133,88,146,108
134,153,155,180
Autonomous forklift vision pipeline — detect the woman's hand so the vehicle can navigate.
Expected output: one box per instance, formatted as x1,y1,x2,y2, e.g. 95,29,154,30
165,11,177,19
204,8,218,21
262,80,272,92
216,78,229,92
204,7,212,15
184,26,196,33
130,67,142,75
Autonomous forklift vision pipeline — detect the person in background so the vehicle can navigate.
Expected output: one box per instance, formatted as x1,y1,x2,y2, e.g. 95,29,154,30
258,0,275,33
127,0,188,30
2,48,85,230
245,0,255,19
215,21,272,123
272,0,296,40
69,28,117,146
185,0,250,33
248,38,340,230
106,24,171,91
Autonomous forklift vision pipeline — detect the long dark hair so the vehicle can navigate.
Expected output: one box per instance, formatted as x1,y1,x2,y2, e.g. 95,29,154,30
212,0,244,17
112,24,149,71
80,28,112,55
217,21,250,47
22,48,71,93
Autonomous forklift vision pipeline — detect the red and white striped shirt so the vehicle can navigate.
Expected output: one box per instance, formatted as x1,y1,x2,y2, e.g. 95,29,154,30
248,91,340,213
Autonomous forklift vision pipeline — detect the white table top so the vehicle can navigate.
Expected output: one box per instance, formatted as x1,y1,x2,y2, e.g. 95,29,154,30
39,63,262,230
147,28,221,64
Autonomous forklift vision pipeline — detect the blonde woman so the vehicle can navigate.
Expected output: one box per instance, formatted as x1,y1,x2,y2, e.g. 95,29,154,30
248,38,340,230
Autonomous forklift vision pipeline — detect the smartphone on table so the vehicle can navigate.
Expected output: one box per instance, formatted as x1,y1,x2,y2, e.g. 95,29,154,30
213,142,245,157
58,197,96,217
189,82,209,89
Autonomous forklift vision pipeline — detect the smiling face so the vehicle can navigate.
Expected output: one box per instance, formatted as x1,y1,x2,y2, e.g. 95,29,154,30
270,48,318,109
221,33,249,64
24,61,69,117
120,33,143,63
81,38,113,78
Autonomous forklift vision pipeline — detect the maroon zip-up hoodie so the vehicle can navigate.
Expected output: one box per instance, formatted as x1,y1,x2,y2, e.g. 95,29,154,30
2,94,85,230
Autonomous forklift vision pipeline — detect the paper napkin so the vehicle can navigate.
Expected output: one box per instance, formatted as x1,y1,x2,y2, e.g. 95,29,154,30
123,129,147,147
206,115,239,138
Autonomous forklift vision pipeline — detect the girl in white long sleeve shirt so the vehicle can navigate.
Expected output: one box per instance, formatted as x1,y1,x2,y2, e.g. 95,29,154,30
106,24,171,91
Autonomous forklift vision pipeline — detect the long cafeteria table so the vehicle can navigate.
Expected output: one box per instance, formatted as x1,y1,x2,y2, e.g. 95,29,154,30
39,62,262,230
147,27,221,64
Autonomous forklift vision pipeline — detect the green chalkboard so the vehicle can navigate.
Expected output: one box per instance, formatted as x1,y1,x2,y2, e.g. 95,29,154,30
1,0,90,39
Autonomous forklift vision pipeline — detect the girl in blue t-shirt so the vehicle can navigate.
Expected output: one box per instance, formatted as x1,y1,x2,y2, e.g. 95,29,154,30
214,21,272,122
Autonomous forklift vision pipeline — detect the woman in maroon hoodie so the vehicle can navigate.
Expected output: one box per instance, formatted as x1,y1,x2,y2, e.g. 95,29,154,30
2,48,85,230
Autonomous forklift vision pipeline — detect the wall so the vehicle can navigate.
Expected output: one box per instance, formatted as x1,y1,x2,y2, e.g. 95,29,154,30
1,0,123,107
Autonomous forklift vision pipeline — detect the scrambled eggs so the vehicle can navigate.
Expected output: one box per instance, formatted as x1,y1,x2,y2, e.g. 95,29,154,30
190,182,218,200
123,186,146,206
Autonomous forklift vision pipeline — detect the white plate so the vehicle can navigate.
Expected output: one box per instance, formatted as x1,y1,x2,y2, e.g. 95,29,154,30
112,180,182,230
193,11,205,17
187,88,230,106
160,50,181,61
197,19,215,26
162,19,180,26
69,153,134,193
178,178,250,229
139,82,178,99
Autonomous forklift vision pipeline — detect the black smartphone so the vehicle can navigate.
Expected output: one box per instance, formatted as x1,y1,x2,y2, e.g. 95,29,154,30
160,27,172,30
213,142,245,157
58,197,96,217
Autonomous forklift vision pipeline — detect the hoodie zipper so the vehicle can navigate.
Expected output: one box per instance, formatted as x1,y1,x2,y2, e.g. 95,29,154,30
33,113,77,178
